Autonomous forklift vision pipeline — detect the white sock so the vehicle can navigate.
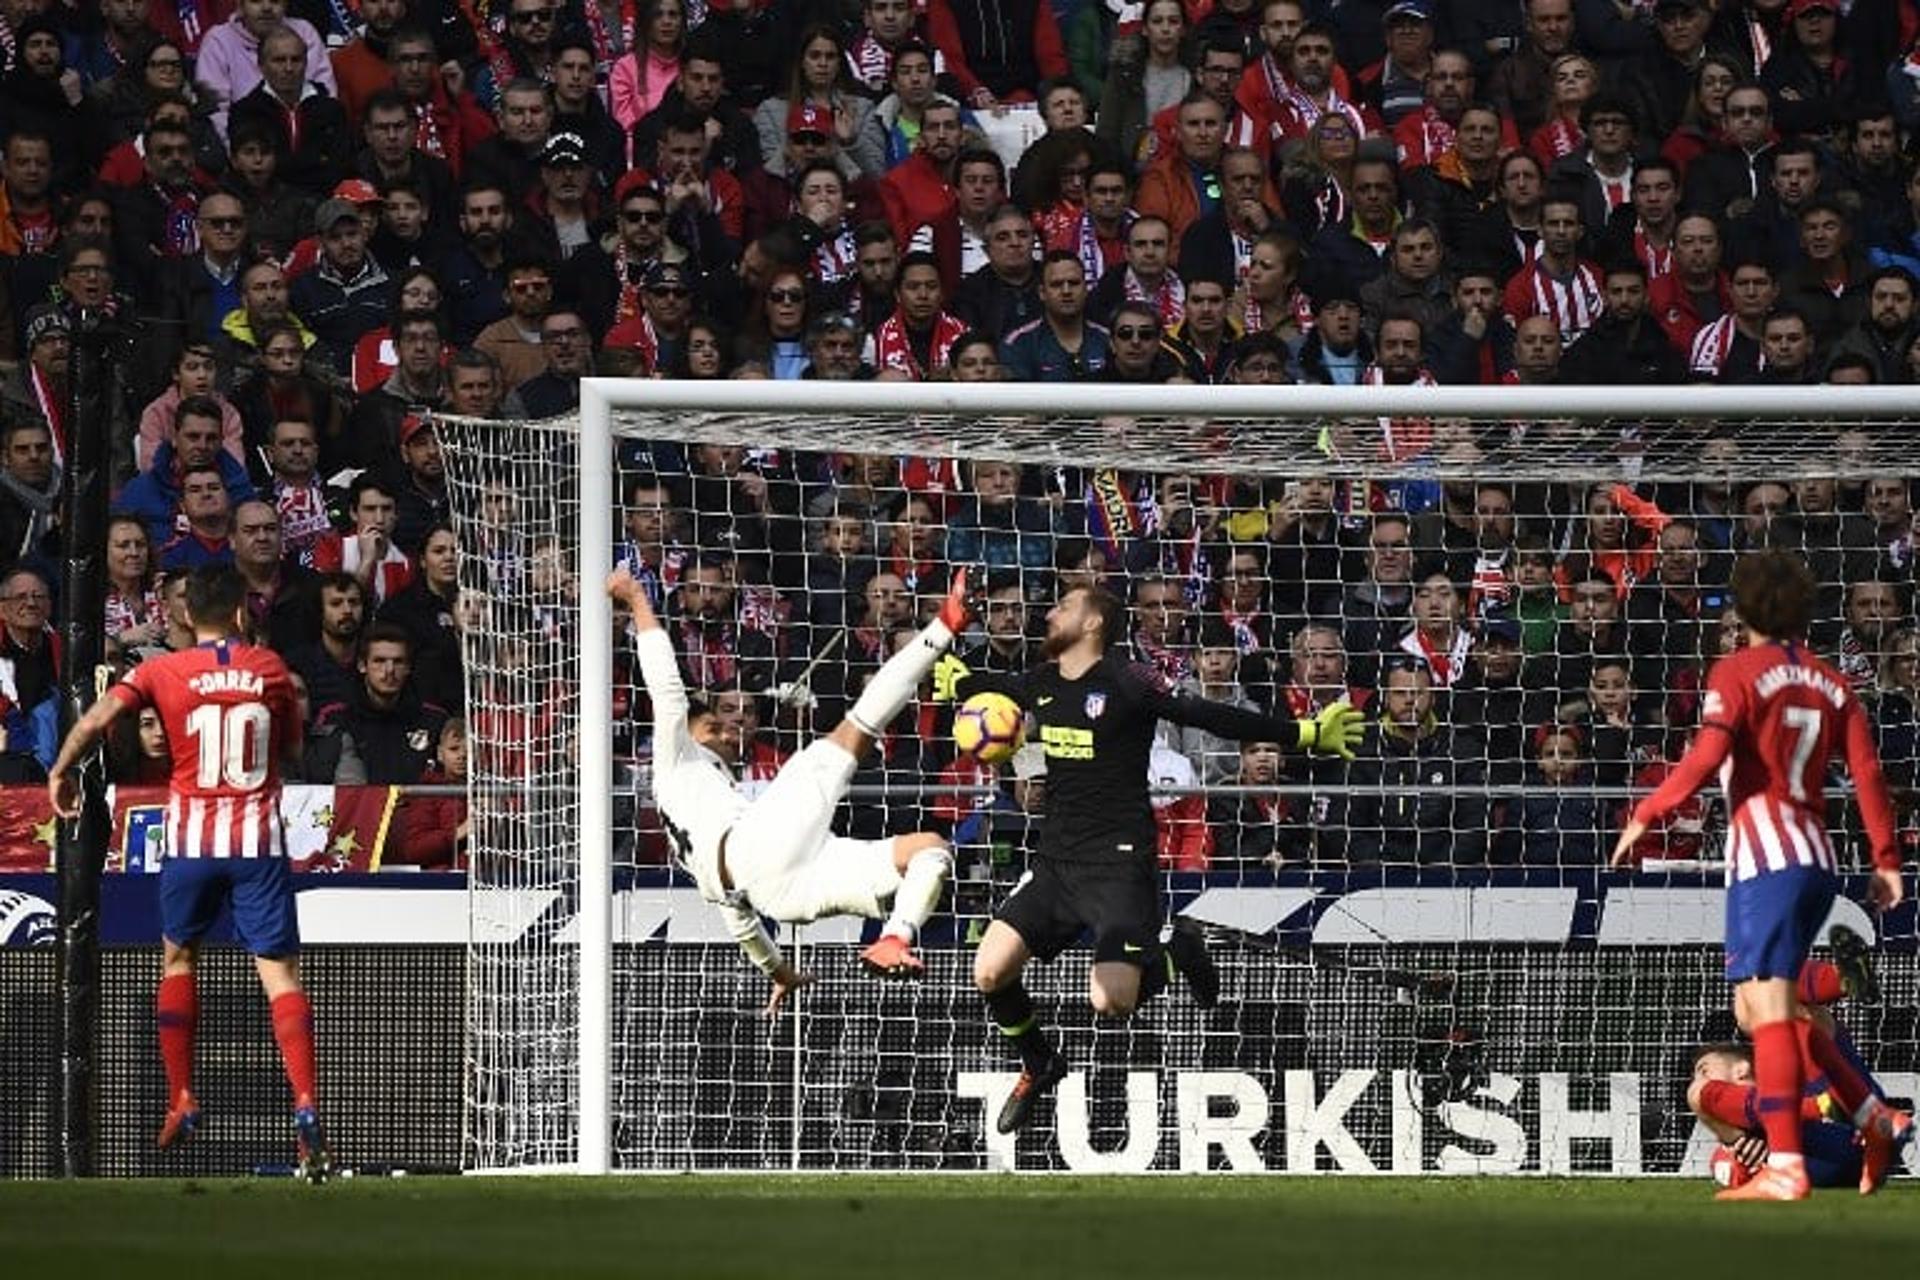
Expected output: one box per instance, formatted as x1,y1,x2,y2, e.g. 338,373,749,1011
882,845,952,941
848,618,953,736
1767,1151,1806,1172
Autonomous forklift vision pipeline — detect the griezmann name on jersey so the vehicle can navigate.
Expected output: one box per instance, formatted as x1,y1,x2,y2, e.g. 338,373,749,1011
107,640,302,860
1698,641,1897,882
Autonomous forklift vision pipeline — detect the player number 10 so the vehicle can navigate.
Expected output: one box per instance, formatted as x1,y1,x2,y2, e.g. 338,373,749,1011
184,702,272,790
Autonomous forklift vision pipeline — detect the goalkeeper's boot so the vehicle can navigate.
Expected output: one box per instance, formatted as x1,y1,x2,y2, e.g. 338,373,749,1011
156,1090,200,1150
860,932,925,979
1715,1162,1810,1202
995,1052,1068,1135
1829,924,1880,1004
1167,918,1220,1009
1858,1105,1912,1195
293,1104,332,1185
937,565,983,635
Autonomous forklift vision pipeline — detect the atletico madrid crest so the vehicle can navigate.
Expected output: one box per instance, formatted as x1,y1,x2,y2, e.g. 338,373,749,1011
1084,692,1107,719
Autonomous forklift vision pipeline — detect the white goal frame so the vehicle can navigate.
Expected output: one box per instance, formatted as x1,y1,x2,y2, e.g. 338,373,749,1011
569,380,1915,1175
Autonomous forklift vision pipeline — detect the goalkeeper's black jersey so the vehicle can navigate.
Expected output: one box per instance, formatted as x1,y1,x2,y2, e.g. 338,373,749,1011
959,655,1300,865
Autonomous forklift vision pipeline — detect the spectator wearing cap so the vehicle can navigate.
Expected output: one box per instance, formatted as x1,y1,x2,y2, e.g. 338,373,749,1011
549,36,625,180
1,304,69,452
278,176,383,282
604,260,695,375
1561,260,1686,384
871,251,967,379
474,255,558,389
466,78,555,203
228,25,352,194
1357,0,1436,126
379,414,452,557
1452,614,1530,787
1618,0,1712,143
522,131,600,262
0,20,108,191
346,310,447,472
354,90,458,229
197,0,338,142
289,194,395,375
801,310,870,381
505,307,594,416
752,25,883,180
1001,249,1111,381
1760,0,1857,140
1290,270,1367,385
561,179,668,343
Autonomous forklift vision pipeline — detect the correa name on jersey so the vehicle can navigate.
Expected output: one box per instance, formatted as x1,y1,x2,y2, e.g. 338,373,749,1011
188,669,268,697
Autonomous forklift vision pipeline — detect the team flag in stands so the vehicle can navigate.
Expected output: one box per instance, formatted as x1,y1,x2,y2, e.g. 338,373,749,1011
0,786,56,872
95,785,401,873
1085,468,1142,562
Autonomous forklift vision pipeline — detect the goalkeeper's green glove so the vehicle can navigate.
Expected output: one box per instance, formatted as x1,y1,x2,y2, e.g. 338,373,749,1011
931,653,971,704
1295,700,1365,761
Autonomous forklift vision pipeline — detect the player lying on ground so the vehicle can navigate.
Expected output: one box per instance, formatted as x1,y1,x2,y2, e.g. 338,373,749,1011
1690,935,1898,1190
938,583,1365,1134
610,563,971,1012
47,565,330,1181
1613,549,1909,1201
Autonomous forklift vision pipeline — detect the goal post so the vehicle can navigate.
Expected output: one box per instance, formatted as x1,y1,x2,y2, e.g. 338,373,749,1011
451,383,1917,1176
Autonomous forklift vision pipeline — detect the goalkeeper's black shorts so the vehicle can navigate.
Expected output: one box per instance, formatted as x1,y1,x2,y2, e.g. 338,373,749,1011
995,856,1159,964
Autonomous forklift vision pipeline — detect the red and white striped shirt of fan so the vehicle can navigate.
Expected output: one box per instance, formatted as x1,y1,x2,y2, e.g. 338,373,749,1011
105,641,302,860
1631,642,1899,883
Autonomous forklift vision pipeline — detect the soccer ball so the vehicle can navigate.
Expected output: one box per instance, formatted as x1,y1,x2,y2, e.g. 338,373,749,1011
952,692,1026,765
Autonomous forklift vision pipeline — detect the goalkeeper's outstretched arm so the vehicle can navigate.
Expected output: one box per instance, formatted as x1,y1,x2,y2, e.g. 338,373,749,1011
1142,681,1367,760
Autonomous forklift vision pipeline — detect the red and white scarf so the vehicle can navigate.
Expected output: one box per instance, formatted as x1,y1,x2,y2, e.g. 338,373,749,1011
872,309,967,379
1123,268,1185,328
30,365,63,464
811,224,859,284
1242,285,1312,337
846,31,894,93
1533,117,1583,164
1633,223,1674,281
1401,625,1471,687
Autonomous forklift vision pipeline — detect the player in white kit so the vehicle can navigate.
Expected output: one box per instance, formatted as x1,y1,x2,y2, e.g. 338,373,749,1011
608,563,974,1011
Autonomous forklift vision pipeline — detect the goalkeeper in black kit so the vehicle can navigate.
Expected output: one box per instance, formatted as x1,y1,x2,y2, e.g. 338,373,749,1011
938,583,1365,1134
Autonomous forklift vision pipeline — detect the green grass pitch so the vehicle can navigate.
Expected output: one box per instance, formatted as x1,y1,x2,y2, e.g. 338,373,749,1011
2,1176,1916,1278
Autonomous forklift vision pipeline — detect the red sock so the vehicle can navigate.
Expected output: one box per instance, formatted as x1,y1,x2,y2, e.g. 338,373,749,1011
155,974,197,1102
1797,960,1844,1006
1751,1020,1804,1159
1696,1080,1759,1132
270,991,317,1107
1794,1019,1873,1117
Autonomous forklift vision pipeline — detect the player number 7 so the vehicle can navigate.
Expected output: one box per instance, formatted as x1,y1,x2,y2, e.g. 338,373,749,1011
1782,706,1820,804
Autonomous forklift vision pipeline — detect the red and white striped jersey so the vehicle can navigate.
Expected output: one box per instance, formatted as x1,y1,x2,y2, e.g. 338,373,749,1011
1635,641,1898,882
107,641,302,860
1502,251,1604,345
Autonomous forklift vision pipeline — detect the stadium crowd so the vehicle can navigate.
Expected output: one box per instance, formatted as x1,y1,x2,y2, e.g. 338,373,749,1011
0,0,1910,868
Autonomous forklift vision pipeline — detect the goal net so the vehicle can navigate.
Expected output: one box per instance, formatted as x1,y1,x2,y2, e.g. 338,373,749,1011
443,384,1920,1175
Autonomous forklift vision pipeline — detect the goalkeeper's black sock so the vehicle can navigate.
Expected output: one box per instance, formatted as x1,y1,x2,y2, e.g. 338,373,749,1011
984,982,1054,1073
1135,944,1172,1002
